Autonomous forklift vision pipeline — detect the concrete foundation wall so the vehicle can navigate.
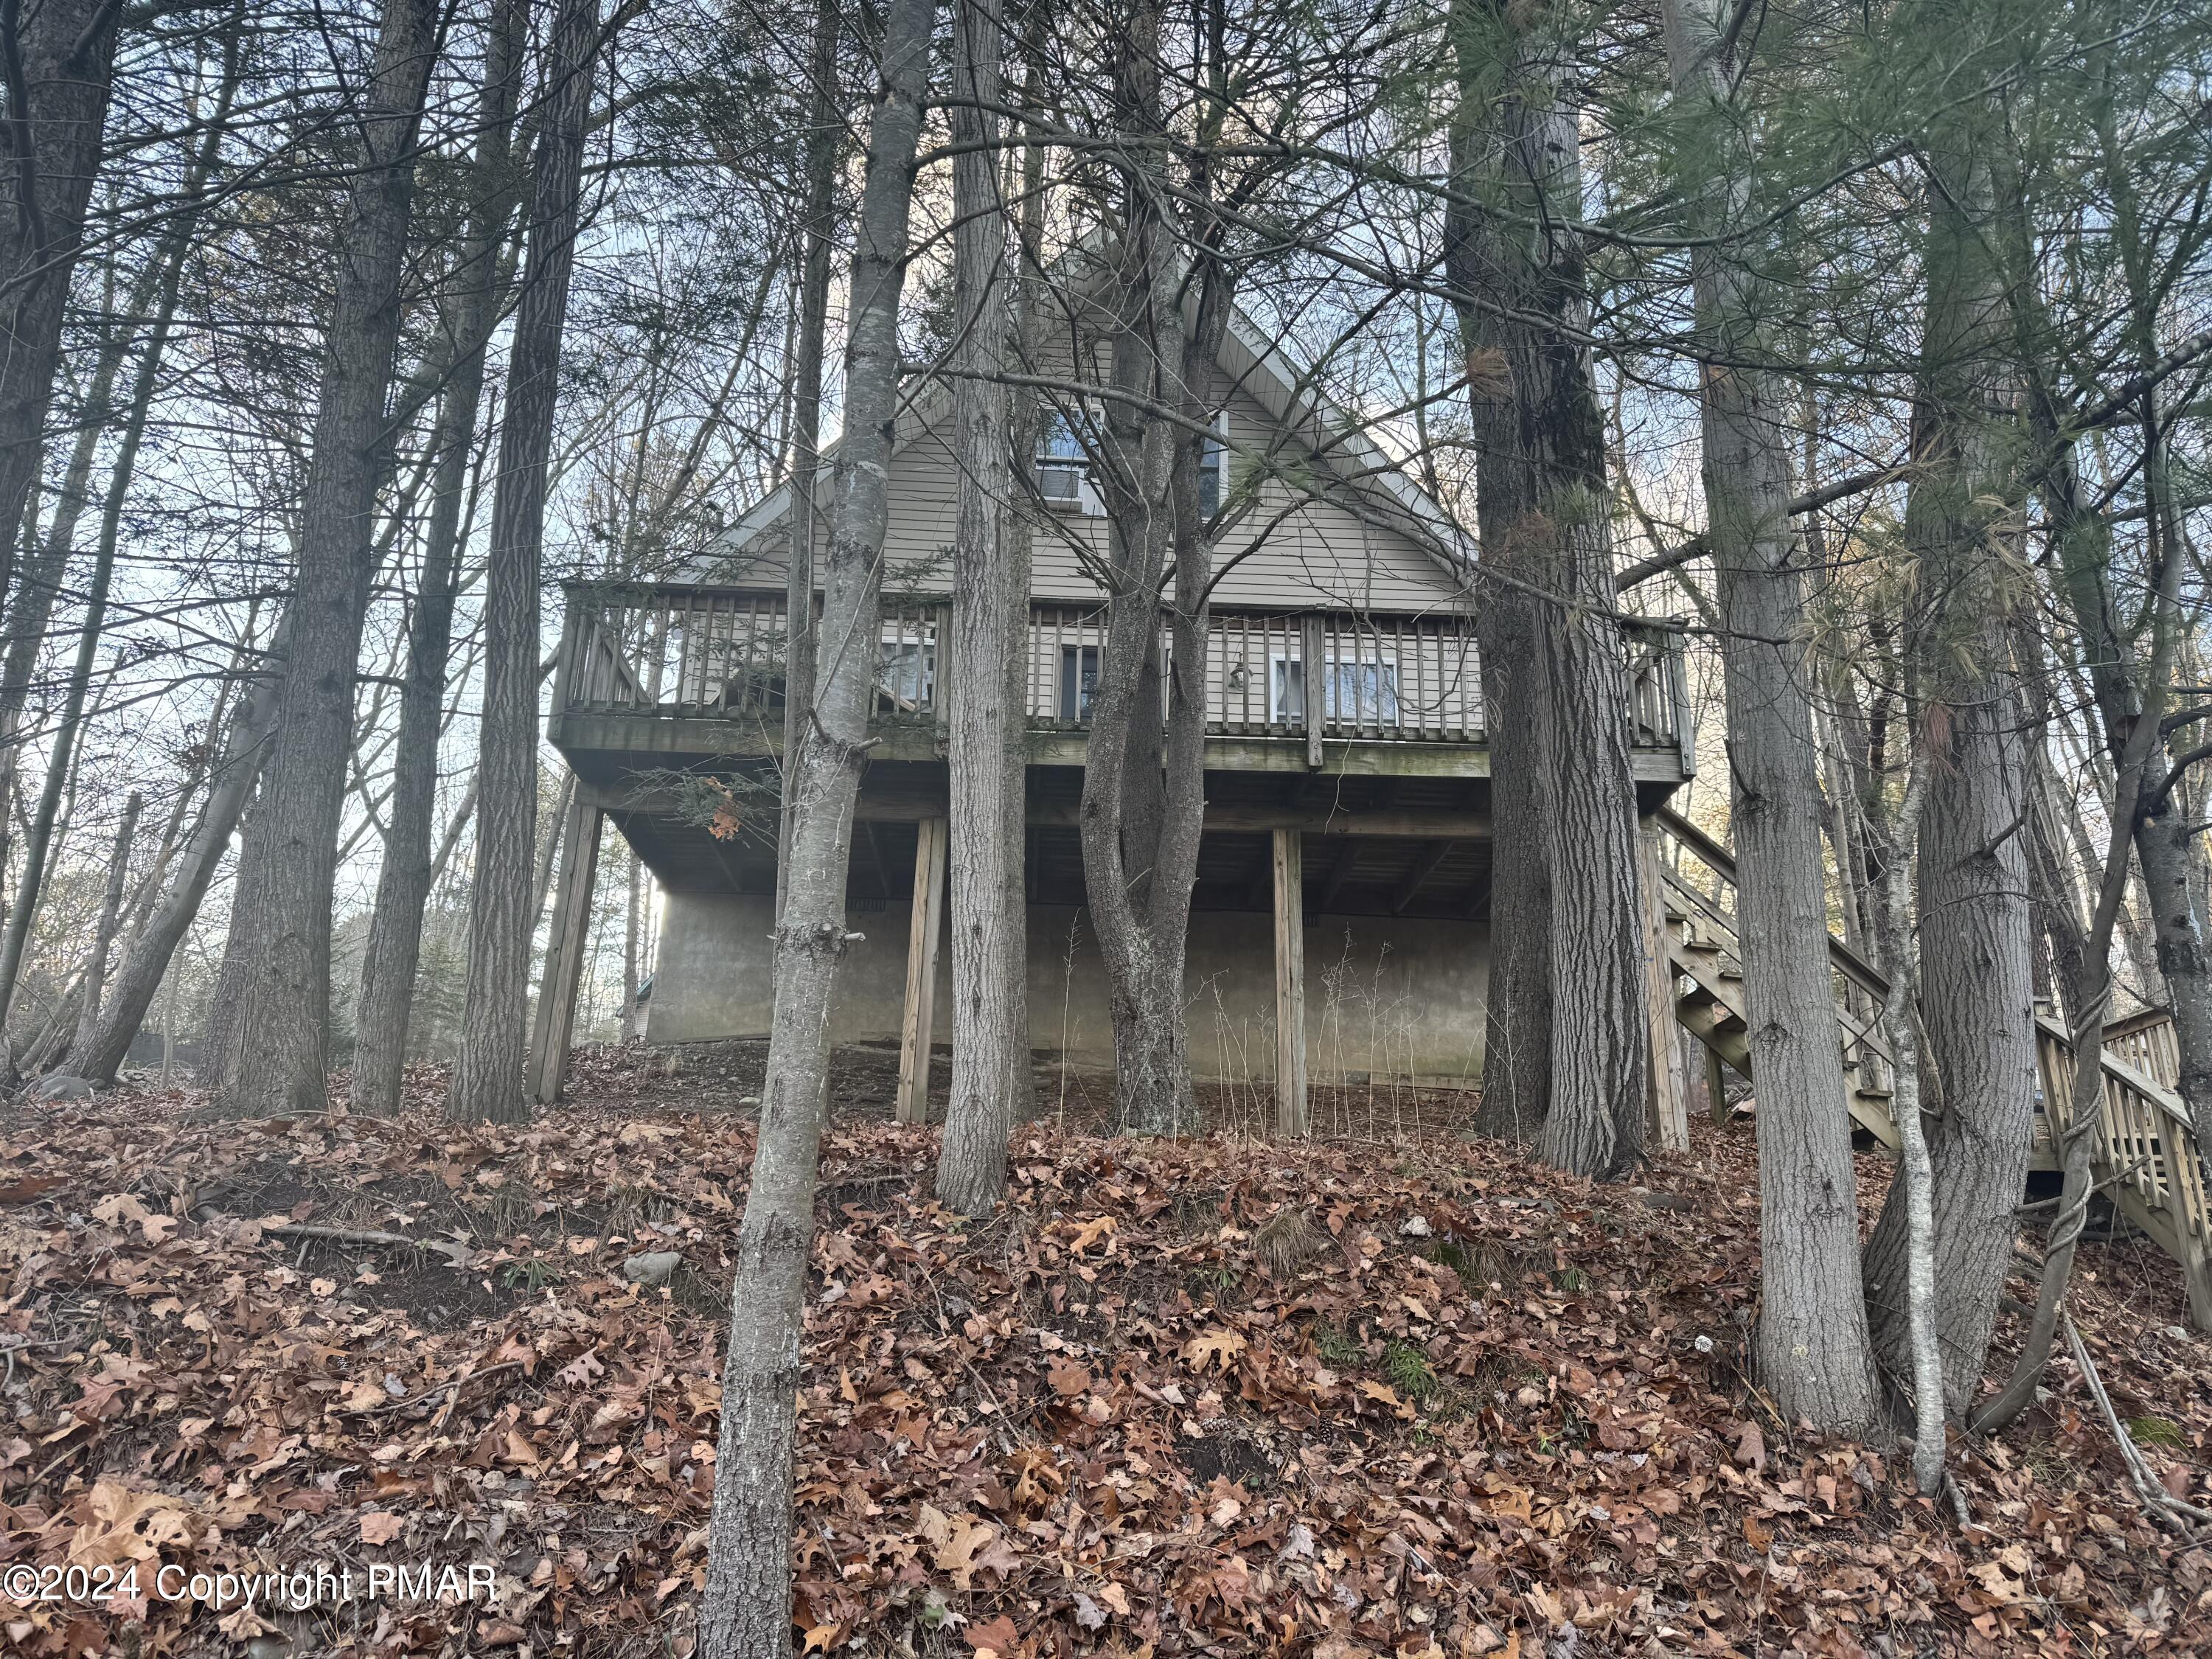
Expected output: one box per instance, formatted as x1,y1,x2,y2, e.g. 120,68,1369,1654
648,891,1489,1085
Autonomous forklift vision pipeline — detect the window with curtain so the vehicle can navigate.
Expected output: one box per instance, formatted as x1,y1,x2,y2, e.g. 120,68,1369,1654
1270,655,1399,726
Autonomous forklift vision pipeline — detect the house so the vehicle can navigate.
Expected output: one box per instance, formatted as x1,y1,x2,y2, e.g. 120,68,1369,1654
529,309,1698,1135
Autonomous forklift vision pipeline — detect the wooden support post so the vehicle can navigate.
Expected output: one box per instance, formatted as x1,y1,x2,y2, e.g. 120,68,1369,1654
528,788,605,1105
897,815,948,1124
1639,821,1691,1152
1273,827,1308,1136
2174,1220,2212,1333
932,602,953,744
1707,1045,1731,1129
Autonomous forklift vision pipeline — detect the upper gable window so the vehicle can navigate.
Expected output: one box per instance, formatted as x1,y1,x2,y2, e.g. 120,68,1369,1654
1197,411,1227,518
1037,408,1093,512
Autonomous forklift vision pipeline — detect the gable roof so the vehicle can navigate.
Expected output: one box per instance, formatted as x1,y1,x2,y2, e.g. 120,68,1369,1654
692,289,1476,596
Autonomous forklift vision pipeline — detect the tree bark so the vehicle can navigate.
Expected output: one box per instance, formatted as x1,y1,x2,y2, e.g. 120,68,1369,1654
1860,132,2035,1416
1868,757,1947,1491
208,0,441,1115
0,0,125,635
936,0,1028,1215
352,0,524,1115
1444,0,1646,1175
774,0,841,923
1976,480,2180,1433
698,0,932,1646
1073,0,1220,1138
448,0,602,1126
1662,0,1881,1433
1444,26,1549,1144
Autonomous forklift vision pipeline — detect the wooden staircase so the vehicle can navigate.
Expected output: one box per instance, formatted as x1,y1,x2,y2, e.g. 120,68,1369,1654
1655,808,2212,1329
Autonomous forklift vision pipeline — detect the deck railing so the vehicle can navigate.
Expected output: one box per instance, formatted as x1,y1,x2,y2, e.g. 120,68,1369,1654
1656,806,2211,1324
553,582,1691,752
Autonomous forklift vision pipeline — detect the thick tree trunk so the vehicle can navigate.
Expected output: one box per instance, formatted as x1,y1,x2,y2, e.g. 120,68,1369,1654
65,791,141,1066
75,617,289,1085
352,0,524,1116
1663,0,1880,1433
209,0,441,1115
697,0,932,1647
936,0,1029,1215
1467,571,1551,1142
1860,141,2035,1416
0,0,125,632
1073,0,1217,1139
1444,17,1548,1146
1444,0,1646,1175
448,0,601,1126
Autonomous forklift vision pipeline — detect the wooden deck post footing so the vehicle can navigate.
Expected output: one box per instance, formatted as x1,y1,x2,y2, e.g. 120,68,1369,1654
528,788,605,1105
1273,827,1308,1137
897,816,948,1124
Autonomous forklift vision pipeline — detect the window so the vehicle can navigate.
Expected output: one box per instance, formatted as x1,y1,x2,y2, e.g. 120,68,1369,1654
1270,655,1400,726
1059,644,1100,721
1197,412,1227,518
1037,408,1090,509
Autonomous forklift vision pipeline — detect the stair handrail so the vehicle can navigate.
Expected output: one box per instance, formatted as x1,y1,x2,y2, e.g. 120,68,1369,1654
1656,809,2209,1318
2035,1014,2199,1141
1655,806,1891,1009
2034,1012,2210,1322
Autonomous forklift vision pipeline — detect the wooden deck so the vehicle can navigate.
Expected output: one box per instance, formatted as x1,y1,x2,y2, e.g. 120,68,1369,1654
546,581,1697,784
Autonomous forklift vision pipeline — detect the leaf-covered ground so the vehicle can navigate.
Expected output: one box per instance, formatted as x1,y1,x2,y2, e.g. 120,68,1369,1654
1,1048,2208,1658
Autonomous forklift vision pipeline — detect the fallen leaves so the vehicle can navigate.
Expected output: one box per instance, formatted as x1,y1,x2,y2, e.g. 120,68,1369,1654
358,1511,406,1545
1179,1327,1245,1371
1,1051,2208,1659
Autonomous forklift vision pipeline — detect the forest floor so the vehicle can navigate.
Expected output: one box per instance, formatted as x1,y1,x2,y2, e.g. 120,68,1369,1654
1,1046,2208,1659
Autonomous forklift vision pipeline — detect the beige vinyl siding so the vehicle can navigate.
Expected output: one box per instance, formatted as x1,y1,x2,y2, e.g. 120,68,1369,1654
704,375,1467,618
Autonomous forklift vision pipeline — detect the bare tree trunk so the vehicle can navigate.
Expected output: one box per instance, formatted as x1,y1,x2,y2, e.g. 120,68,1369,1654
75,616,289,1085
1663,0,1881,1433
1977,465,2182,1431
65,790,141,1068
1444,0,1646,1175
936,0,1028,1214
0,0,125,635
698,0,932,1646
209,0,441,1116
1860,134,2035,1416
448,0,602,1126
1867,755,1947,1492
775,0,841,922
1443,18,1547,1145
352,0,524,1115
1073,0,1219,1139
